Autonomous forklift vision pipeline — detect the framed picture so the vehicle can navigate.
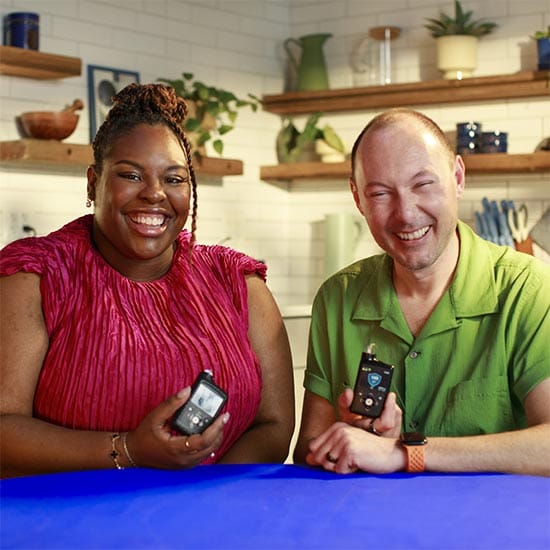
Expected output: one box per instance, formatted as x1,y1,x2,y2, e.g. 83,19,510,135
87,65,140,143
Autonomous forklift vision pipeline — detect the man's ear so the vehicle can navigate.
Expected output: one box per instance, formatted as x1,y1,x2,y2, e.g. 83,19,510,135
349,177,364,215
454,155,466,198
86,165,97,202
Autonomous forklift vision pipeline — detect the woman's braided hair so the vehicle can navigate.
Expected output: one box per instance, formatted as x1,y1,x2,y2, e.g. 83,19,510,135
91,82,198,245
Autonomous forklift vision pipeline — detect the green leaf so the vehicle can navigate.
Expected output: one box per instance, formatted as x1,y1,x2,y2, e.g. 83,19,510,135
218,124,233,135
213,139,223,155
185,118,201,132
196,131,211,146
321,125,345,153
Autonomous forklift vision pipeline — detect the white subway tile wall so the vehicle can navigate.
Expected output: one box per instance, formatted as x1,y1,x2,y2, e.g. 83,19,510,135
1,0,549,307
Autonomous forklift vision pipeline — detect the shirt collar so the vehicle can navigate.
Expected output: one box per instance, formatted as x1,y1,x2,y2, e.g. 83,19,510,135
351,221,499,323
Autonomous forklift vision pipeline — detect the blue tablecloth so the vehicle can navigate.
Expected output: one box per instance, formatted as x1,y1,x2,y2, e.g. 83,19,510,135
1,464,549,549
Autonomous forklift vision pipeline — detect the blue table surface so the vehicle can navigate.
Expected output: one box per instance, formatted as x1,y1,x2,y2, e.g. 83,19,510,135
1,463,549,549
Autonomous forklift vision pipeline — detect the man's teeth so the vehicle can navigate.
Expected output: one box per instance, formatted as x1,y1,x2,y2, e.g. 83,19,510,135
131,215,165,227
397,226,429,240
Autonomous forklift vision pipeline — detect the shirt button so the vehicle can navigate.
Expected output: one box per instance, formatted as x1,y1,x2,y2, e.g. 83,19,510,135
409,351,419,359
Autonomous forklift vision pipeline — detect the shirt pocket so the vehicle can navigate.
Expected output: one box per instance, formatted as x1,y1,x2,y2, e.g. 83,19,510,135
439,375,515,436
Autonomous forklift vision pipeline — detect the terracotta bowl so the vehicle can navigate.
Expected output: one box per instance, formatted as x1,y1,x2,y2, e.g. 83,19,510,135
19,111,79,140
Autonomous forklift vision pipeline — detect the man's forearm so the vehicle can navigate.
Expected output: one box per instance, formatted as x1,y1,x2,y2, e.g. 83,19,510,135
424,424,550,476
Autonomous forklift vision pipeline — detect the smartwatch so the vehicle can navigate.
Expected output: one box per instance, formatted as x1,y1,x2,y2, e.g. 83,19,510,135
400,431,427,473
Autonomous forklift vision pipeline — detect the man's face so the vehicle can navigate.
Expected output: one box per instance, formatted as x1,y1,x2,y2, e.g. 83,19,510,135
351,119,465,274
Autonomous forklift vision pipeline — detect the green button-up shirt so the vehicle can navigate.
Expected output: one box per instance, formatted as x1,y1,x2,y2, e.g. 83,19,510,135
306,221,550,436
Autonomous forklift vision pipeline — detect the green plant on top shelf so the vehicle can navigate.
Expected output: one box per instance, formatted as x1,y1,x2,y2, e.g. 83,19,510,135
157,72,261,156
277,112,346,163
424,0,498,37
531,26,550,40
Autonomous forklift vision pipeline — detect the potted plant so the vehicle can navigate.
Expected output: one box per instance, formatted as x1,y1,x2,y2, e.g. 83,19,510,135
424,0,498,80
157,72,260,156
532,27,550,70
276,112,346,163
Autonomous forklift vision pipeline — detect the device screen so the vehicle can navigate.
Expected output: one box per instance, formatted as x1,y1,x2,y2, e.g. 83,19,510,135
190,384,224,416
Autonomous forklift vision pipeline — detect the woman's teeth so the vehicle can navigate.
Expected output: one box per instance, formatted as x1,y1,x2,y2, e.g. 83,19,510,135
131,214,165,227
397,226,429,241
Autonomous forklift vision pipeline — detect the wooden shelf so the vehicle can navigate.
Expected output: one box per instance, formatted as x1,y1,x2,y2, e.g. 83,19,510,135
260,153,550,185
262,71,550,115
0,140,244,176
0,46,81,79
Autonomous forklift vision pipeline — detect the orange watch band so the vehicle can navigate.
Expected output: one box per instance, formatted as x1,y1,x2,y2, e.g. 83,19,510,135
403,444,425,473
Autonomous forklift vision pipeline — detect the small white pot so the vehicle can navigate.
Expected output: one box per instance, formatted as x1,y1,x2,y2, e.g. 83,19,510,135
315,139,346,163
436,35,478,80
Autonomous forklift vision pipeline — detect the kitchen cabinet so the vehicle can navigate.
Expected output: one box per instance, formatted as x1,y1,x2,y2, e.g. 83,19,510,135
0,140,244,177
260,71,550,188
0,46,81,79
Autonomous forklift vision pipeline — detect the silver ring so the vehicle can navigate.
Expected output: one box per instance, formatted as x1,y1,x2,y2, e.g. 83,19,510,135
185,438,191,449
366,419,381,436
326,452,338,463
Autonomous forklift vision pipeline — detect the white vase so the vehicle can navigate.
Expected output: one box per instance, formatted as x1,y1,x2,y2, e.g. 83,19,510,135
436,35,478,80
315,139,346,163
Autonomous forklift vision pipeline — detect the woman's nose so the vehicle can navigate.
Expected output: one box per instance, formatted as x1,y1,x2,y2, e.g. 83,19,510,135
139,178,166,202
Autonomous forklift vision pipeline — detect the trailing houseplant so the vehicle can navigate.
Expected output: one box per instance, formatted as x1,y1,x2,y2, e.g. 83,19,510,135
424,1,498,80
158,72,260,156
276,112,346,163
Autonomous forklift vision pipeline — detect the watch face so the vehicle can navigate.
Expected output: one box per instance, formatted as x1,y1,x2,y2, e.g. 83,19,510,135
401,431,426,445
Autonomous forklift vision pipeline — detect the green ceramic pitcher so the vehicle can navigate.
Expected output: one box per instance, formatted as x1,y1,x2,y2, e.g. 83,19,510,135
284,33,332,91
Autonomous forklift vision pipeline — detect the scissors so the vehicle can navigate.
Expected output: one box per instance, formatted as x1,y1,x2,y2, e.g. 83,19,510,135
507,203,529,243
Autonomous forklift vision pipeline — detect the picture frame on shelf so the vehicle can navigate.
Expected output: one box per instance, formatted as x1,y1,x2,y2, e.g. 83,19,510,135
87,64,140,143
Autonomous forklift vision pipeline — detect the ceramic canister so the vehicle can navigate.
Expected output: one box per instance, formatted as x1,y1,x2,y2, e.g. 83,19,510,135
3,12,39,50
456,121,482,155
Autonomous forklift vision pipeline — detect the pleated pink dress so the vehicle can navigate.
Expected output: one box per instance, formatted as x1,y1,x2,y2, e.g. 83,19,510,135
0,215,265,463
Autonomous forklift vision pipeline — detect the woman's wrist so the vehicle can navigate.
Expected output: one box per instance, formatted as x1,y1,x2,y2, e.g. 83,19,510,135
122,431,138,467
109,431,138,469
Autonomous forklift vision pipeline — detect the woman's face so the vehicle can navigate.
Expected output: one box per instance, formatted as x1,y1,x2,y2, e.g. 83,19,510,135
87,123,191,280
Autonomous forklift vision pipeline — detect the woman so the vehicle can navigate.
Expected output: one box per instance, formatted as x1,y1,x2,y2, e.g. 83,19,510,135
0,83,294,477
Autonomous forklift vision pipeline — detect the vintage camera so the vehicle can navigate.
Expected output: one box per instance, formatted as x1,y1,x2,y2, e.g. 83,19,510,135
172,370,228,435
350,343,394,418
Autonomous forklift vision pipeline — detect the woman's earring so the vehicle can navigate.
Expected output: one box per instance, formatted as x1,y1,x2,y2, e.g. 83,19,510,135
86,198,92,208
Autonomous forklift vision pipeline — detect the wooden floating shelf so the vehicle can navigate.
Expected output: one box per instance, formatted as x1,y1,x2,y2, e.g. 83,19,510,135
0,140,244,177
0,140,92,167
260,153,550,185
262,71,550,115
0,46,81,79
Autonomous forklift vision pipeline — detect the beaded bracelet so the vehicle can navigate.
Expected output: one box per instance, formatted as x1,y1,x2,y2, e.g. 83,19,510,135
122,432,137,467
110,433,124,470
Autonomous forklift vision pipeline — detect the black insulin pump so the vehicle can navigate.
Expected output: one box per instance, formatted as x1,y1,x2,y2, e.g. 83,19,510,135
350,343,394,418
172,370,228,435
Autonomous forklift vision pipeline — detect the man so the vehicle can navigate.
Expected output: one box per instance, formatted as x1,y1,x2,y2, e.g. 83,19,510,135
293,109,550,476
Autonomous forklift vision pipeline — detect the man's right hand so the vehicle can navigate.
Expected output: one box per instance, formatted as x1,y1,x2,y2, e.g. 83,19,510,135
337,388,402,437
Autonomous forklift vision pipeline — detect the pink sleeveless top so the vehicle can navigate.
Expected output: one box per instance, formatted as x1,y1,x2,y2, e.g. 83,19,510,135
0,215,265,463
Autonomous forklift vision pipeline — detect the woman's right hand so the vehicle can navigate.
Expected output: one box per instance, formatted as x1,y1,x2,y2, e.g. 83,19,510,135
125,387,230,469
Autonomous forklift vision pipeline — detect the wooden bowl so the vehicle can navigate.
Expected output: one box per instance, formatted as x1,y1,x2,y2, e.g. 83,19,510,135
19,111,79,140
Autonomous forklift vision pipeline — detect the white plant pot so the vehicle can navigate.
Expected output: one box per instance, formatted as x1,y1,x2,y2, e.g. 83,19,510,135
315,139,346,163
436,35,478,80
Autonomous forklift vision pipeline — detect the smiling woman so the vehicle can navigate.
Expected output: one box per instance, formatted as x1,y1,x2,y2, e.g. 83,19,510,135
0,83,294,479
88,124,192,279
